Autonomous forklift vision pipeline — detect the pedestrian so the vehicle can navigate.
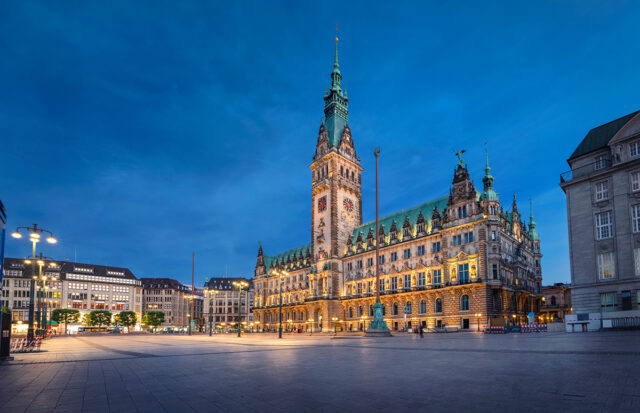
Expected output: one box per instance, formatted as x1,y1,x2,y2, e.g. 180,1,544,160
419,324,424,339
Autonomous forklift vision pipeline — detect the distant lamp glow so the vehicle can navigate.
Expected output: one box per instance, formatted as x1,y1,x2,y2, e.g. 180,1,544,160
46,236,57,244
11,231,22,239
24,259,32,264
37,260,44,266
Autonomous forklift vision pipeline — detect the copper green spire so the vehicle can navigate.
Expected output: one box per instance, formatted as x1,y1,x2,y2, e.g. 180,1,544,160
480,139,498,201
323,29,349,148
528,198,540,240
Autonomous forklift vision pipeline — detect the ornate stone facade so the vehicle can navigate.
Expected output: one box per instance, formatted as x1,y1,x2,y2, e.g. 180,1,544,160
252,40,543,333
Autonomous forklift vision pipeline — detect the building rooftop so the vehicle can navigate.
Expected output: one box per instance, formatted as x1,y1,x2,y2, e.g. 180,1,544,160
3,257,137,282
569,110,639,161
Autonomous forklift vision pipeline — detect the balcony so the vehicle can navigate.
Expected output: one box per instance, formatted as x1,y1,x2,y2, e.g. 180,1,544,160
560,157,612,184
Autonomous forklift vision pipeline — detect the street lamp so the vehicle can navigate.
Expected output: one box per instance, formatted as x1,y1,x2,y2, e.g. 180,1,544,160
331,317,339,335
307,318,314,335
475,313,482,332
270,269,289,339
11,224,57,341
232,280,249,337
361,315,368,331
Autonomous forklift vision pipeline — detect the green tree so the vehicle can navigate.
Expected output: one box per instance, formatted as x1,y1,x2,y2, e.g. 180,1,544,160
85,310,113,329
1,305,10,313
51,309,80,334
114,311,137,332
142,311,165,332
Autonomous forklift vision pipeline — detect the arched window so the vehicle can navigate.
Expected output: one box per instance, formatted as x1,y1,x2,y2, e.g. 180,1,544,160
460,295,469,311
406,301,412,314
348,307,353,318
550,296,556,306
358,306,363,317
393,303,399,315
420,300,426,314
435,298,442,313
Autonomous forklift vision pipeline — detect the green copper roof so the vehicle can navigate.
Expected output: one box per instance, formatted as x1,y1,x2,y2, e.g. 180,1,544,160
264,243,311,274
349,196,450,246
569,110,639,160
480,141,499,201
323,38,349,148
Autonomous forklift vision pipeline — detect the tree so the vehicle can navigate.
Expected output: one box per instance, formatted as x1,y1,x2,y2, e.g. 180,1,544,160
85,310,112,330
142,311,165,332
52,309,80,334
1,305,10,314
114,311,137,332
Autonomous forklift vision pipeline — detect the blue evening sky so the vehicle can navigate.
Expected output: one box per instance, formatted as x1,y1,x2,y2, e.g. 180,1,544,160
1,1,639,286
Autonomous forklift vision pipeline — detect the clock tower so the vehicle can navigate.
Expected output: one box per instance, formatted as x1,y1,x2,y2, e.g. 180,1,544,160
310,36,362,269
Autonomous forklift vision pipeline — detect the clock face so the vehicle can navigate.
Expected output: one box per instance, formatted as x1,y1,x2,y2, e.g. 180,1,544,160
343,198,354,212
318,196,327,212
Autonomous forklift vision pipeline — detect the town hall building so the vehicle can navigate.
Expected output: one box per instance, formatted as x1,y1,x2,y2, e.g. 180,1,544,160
252,38,543,332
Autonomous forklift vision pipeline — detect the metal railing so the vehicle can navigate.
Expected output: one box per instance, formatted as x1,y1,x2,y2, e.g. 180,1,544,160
560,157,612,183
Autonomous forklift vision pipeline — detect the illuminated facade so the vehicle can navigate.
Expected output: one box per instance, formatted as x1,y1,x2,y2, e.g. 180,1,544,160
2,257,143,332
252,39,543,332
141,277,203,330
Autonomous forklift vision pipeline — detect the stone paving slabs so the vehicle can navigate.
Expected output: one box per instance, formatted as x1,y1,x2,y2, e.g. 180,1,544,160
1,331,639,412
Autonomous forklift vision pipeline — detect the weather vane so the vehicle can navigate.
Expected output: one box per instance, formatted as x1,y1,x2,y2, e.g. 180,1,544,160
455,149,466,167
335,24,339,42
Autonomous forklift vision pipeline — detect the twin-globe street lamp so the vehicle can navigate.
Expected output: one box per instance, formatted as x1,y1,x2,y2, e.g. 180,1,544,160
11,224,57,341
232,280,249,337
269,269,289,339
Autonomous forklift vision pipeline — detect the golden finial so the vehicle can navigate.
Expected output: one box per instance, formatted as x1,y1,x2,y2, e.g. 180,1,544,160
335,24,339,42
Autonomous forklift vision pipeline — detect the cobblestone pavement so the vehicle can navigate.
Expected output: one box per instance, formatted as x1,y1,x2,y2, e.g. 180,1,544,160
1,331,639,412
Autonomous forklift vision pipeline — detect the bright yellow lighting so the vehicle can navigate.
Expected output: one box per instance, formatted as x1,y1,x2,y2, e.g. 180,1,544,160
46,237,57,244
24,259,32,264
11,231,22,239
37,260,44,265
49,262,57,267
30,233,41,239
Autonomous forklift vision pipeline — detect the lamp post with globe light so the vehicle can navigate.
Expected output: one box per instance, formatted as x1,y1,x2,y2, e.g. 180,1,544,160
232,280,249,337
11,224,57,341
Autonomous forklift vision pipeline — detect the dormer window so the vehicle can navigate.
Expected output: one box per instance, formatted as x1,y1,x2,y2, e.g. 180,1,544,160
594,155,608,170
390,231,397,241
403,228,410,237
630,140,640,158
417,223,425,233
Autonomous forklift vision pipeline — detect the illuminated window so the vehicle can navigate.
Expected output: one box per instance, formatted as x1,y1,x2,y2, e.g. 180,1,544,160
418,272,425,286
458,264,470,283
597,253,615,280
632,205,640,233
433,269,442,284
632,172,640,192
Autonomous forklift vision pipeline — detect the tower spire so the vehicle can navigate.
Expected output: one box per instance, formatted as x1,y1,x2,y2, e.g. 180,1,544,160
528,197,540,240
322,27,349,148
480,139,498,201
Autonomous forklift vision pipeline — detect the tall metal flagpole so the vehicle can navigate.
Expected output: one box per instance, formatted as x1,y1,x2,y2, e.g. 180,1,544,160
366,147,391,336
190,252,194,336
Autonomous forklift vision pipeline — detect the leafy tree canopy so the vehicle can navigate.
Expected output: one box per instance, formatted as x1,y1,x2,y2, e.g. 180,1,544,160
143,311,165,328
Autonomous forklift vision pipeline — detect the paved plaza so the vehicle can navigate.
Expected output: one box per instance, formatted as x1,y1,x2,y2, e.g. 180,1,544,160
1,331,639,412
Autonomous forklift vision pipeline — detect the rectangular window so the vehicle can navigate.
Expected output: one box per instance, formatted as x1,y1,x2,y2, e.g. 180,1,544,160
630,141,640,157
433,269,442,284
597,253,615,280
367,258,373,267
357,283,362,294
595,181,608,201
632,172,640,192
595,211,613,240
379,255,385,264
492,264,498,279
600,292,617,312
432,242,441,253
452,234,462,246
417,245,425,256
347,263,353,271
632,205,640,233
404,274,411,288
356,260,363,269
390,252,398,262
458,264,470,283
403,249,411,259
379,279,385,292
491,231,496,241
634,248,640,276
418,272,425,286
463,232,474,244
594,155,608,170
391,277,398,290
